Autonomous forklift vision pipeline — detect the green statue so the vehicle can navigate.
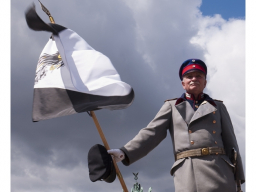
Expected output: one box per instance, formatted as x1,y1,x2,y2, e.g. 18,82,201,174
129,173,152,192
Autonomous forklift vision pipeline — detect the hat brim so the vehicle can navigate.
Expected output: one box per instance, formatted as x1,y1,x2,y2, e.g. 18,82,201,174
182,69,206,78
103,160,116,183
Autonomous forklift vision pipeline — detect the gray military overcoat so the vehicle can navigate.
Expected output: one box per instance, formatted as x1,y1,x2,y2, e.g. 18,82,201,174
121,99,245,192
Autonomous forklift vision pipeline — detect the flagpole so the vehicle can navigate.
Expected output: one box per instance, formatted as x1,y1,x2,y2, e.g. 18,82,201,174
38,2,129,191
90,111,129,192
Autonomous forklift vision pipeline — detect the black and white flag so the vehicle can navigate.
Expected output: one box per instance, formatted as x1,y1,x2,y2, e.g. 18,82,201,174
25,5,134,122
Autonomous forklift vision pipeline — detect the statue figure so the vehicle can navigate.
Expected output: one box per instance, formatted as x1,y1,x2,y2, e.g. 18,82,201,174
122,173,152,192
131,183,143,192
131,172,143,192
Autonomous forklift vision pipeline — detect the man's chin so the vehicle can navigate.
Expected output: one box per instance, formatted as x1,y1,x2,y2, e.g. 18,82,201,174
187,89,202,95
188,87,199,92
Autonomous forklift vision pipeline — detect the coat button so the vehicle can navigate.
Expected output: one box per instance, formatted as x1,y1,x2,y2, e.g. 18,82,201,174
213,120,216,124
213,111,216,114
213,130,216,134
215,141,217,144
189,130,192,134
190,141,194,145
216,152,219,155
196,101,198,103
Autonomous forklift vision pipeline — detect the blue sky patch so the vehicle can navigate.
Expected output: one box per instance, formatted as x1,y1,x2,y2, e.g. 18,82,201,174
200,0,245,20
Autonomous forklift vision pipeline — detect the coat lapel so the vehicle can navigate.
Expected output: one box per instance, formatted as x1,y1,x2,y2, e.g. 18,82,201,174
190,101,217,124
175,101,195,125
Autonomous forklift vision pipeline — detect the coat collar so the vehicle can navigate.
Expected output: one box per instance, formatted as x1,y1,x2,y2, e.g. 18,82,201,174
175,93,216,107
175,93,217,124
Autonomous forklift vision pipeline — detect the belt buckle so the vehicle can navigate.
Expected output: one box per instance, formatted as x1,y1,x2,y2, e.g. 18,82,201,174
201,148,209,155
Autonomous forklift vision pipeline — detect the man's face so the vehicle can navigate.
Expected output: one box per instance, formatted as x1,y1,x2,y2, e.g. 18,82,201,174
181,71,207,96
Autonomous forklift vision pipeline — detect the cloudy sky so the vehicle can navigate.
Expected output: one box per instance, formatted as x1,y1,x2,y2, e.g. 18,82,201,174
10,0,246,191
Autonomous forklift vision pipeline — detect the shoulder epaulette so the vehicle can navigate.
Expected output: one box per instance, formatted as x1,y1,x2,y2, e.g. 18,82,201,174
165,98,178,102
213,99,223,102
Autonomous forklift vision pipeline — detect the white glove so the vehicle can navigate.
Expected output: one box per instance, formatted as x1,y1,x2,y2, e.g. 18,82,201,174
107,149,125,163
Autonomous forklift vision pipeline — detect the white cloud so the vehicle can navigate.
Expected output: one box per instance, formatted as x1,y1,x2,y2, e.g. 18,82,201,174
190,15,245,110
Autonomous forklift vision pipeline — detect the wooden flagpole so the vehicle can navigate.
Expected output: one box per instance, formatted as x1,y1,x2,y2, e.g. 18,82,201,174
38,2,129,191
90,111,129,192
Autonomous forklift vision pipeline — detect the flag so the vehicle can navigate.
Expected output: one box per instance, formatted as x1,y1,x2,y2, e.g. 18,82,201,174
25,5,134,122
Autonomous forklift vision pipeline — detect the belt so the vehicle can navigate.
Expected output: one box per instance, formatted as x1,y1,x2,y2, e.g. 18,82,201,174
176,147,226,160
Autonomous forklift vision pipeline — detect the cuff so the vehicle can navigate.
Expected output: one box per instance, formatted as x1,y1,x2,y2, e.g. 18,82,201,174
120,147,130,166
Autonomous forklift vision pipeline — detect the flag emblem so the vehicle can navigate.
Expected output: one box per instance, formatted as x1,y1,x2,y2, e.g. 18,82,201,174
36,51,64,83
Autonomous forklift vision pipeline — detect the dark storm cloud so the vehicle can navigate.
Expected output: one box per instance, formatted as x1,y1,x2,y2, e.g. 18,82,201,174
11,0,245,191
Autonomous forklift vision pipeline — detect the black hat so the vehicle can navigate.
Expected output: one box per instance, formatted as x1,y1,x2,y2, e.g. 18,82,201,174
88,144,116,183
179,58,207,80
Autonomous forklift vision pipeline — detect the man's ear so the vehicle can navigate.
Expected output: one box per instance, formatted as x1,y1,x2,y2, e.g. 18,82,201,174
182,80,185,89
204,79,207,88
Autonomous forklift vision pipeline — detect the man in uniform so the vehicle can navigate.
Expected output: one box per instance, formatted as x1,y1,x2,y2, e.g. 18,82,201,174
108,59,245,192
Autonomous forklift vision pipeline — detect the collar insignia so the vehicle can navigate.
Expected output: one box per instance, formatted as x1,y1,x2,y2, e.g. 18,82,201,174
185,93,191,98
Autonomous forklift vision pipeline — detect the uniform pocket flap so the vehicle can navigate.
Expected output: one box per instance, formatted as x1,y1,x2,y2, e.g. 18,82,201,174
170,158,186,176
221,155,235,168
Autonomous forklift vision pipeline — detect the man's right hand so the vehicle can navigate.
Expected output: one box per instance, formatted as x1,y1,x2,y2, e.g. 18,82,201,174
107,149,125,163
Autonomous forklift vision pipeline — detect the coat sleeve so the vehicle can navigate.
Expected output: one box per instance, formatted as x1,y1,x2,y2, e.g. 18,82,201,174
120,101,172,165
220,103,245,183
